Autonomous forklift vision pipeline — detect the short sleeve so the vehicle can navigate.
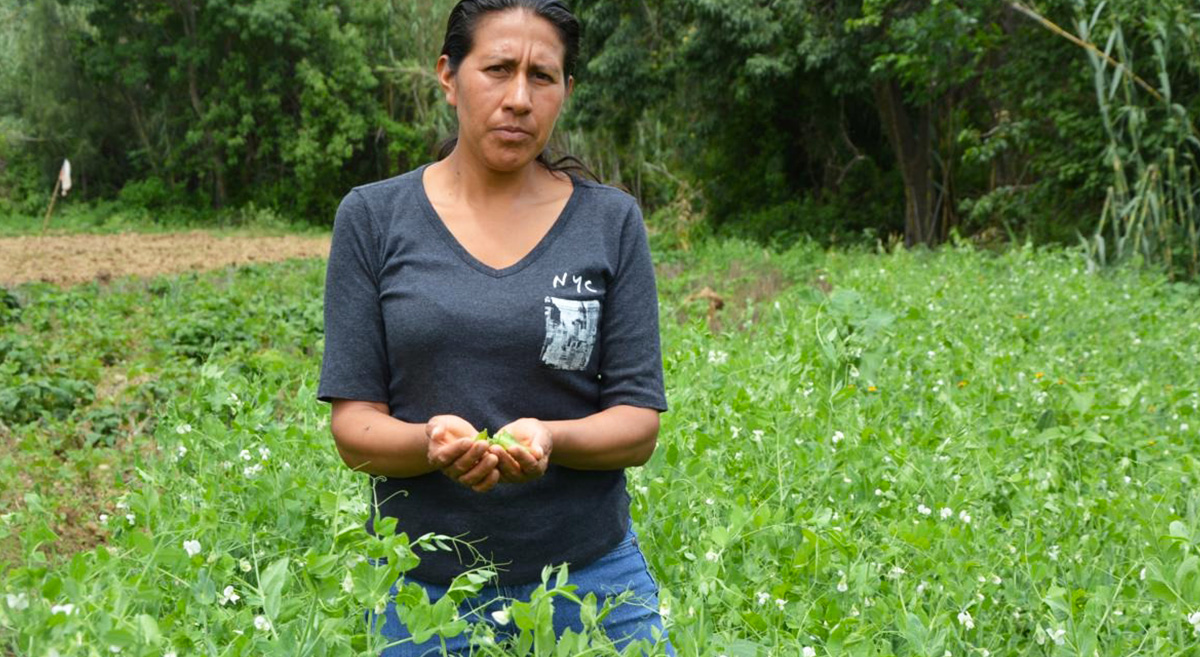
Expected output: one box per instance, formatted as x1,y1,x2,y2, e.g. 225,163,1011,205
597,202,668,412
317,190,391,404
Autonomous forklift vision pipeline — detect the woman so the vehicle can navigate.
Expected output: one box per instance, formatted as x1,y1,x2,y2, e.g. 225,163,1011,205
316,0,673,653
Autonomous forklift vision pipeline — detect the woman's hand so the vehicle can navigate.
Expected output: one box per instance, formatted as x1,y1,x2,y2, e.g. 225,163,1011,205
425,415,500,493
491,418,553,484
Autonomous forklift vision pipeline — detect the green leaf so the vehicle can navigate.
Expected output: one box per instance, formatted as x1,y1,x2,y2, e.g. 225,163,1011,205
137,614,162,645
261,557,289,620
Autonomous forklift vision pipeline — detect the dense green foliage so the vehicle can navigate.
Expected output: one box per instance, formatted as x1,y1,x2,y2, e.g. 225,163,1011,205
2,0,1200,262
3,240,1200,654
0,0,456,218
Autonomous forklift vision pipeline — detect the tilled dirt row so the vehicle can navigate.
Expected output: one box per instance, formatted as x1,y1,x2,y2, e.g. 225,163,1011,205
0,232,332,287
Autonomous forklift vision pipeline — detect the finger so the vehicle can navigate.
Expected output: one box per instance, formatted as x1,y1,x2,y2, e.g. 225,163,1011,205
446,440,486,473
492,445,523,478
472,468,501,493
458,452,498,486
511,445,541,473
430,436,472,469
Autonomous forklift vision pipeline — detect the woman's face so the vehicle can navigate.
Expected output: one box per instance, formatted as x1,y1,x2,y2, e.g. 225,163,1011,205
438,9,573,173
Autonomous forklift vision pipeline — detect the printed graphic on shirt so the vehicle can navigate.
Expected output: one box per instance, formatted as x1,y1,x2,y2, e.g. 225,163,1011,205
540,296,600,370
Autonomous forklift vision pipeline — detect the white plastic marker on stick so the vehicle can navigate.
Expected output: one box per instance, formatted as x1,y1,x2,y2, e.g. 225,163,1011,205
41,159,71,234
60,159,71,196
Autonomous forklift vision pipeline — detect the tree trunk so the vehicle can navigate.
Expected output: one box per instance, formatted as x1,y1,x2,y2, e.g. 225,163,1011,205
123,92,160,177
174,0,226,208
873,78,935,247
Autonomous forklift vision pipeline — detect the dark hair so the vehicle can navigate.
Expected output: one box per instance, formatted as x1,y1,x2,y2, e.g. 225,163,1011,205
435,0,599,182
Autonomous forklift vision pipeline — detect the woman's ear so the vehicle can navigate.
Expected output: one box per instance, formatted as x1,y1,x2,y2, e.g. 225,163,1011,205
436,55,457,107
565,75,574,101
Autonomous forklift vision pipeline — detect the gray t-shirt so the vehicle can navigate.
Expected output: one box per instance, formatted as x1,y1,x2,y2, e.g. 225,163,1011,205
317,163,668,585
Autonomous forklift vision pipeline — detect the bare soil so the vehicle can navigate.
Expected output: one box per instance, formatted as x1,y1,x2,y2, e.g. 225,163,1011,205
0,231,331,287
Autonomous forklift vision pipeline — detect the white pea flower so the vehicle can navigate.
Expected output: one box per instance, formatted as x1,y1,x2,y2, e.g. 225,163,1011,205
243,463,263,477
175,423,192,435
940,507,953,519
832,431,844,444
957,610,974,629
752,430,764,443
756,591,770,606
707,350,728,365
1048,627,1066,645
990,574,1002,584
165,652,177,657
5,592,29,610
98,514,109,524
1139,567,1146,580
959,510,972,524
705,551,719,562
254,615,271,632
176,445,187,460
239,559,252,573
239,449,252,461
125,513,136,525
218,585,239,605
774,598,786,610
258,447,270,460
490,607,510,625
802,648,817,657
50,603,75,615
917,504,932,516
837,578,848,593
183,540,201,557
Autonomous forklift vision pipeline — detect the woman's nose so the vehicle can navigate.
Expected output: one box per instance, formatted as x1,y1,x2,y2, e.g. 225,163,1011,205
502,73,533,114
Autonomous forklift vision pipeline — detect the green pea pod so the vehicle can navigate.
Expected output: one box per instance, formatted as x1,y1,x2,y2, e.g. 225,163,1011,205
491,429,526,451
474,429,490,442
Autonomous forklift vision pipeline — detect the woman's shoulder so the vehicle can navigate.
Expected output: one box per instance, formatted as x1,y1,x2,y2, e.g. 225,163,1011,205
333,166,428,233
344,165,425,205
571,175,641,221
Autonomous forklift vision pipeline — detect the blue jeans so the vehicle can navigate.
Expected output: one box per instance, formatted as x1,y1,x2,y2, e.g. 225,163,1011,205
367,524,674,656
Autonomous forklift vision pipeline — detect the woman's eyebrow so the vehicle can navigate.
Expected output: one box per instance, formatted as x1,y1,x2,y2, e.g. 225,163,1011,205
481,55,560,75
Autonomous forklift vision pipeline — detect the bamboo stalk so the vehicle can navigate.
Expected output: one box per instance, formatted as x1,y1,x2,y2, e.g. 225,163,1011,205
41,177,61,235
1007,1,1164,103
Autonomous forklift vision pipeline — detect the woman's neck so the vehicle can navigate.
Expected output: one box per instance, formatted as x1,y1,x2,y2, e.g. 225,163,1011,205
434,149,545,211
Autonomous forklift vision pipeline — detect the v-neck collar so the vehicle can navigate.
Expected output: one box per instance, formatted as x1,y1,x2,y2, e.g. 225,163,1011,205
415,162,581,279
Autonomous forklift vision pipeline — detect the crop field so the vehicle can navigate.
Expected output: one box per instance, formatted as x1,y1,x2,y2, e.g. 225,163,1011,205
2,239,1199,656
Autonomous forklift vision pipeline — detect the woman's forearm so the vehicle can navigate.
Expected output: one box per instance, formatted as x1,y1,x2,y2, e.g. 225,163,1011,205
329,400,437,478
543,405,661,470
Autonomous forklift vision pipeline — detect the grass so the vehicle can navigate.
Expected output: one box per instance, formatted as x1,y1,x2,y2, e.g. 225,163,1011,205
2,236,1199,655
0,200,331,238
